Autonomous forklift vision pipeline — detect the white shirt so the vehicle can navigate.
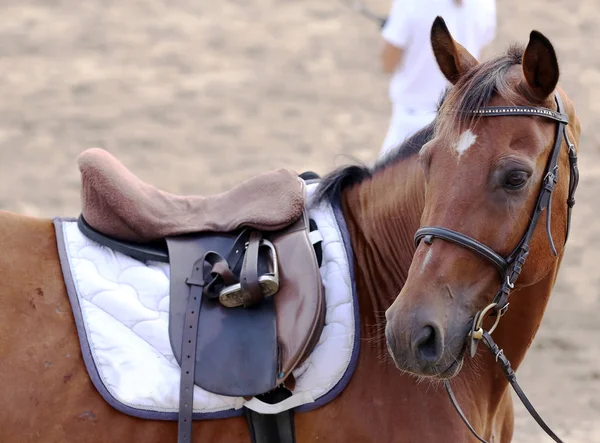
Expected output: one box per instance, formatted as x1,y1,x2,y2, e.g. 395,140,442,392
382,0,496,111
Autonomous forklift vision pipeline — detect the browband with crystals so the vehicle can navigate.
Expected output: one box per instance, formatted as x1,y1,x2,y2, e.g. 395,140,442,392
470,106,569,123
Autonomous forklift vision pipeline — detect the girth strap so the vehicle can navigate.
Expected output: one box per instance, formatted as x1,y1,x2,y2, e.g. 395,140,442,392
245,388,297,443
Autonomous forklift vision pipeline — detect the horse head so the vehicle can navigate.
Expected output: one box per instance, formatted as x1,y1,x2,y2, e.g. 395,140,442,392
385,17,581,379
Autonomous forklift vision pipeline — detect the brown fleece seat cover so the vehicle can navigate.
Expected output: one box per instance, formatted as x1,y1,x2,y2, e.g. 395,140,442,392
77,148,305,243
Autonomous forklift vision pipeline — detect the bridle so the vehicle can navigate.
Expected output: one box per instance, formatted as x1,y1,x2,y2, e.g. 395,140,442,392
413,94,579,443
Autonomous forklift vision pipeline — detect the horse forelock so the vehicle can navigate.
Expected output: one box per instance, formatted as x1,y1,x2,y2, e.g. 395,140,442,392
435,44,527,139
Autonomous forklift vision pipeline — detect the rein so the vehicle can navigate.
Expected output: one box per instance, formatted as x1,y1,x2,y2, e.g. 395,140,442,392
414,94,578,443
444,331,564,443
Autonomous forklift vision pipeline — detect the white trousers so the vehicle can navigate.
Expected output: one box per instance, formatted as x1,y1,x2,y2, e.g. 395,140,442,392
379,105,436,158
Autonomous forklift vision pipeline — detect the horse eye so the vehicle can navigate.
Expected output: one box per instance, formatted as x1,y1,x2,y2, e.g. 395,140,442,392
504,171,530,190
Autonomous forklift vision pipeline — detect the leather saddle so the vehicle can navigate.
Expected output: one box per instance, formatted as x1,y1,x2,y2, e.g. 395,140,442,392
75,149,326,442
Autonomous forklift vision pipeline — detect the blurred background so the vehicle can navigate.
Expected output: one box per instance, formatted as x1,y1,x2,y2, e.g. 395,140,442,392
0,0,598,441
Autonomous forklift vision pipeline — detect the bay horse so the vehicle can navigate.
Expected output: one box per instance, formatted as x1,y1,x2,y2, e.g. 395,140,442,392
0,18,580,442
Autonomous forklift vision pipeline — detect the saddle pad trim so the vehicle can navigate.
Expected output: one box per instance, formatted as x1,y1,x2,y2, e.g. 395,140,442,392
53,217,244,421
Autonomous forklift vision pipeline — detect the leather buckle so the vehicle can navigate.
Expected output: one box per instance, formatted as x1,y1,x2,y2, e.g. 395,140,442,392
543,166,559,189
505,274,515,290
218,239,280,307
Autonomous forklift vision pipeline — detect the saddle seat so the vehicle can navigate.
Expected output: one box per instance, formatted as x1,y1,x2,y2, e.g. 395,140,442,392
78,148,306,243
76,148,326,437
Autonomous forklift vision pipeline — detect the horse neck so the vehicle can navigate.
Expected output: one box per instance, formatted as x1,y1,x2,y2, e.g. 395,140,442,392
340,156,425,334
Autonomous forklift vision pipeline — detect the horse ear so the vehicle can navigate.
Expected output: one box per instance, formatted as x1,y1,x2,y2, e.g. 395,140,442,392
521,31,559,101
430,16,478,84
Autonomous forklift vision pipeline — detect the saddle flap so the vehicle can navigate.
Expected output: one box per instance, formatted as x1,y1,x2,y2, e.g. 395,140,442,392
166,207,325,397
271,211,326,383
167,235,278,397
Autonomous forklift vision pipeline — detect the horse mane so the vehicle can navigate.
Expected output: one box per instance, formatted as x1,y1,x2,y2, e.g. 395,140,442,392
314,44,527,204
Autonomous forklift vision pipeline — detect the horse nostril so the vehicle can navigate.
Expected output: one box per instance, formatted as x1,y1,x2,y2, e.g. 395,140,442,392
413,324,444,365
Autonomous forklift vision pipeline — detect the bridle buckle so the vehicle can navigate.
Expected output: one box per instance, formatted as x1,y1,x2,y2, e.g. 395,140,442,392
505,274,515,290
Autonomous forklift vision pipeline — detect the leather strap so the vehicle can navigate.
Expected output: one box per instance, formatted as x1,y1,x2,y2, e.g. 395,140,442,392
245,388,297,443
197,229,251,298
198,229,269,307
470,105,568,123
481,331,564,443
414,226,507,273
226,228,254,272
444,381,488,443
240,231,264,306
564,126,579,242
490,245,529,315
177,249,250,442
204,254,238,298
445,332,565,443
178,254,209,443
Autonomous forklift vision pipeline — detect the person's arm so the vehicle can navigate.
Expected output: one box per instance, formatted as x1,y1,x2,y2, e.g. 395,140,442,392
380,0,410,74
380,41,404,73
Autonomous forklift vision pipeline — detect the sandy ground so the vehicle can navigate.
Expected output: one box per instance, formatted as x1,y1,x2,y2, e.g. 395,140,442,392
0,1,598,441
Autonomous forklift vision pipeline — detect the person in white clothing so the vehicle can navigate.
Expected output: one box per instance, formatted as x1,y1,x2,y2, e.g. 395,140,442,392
379,0,496,157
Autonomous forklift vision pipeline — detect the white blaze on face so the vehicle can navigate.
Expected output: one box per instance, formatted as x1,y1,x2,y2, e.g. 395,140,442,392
454,130,477,158
421,248,433,273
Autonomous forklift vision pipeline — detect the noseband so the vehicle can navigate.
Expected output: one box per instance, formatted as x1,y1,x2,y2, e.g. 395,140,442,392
413,94,578,443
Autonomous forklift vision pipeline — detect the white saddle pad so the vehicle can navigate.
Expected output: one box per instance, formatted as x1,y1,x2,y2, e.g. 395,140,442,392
55,182,358,418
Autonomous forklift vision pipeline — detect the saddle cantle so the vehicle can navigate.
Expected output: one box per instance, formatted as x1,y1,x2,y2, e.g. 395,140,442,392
75,148,326,443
